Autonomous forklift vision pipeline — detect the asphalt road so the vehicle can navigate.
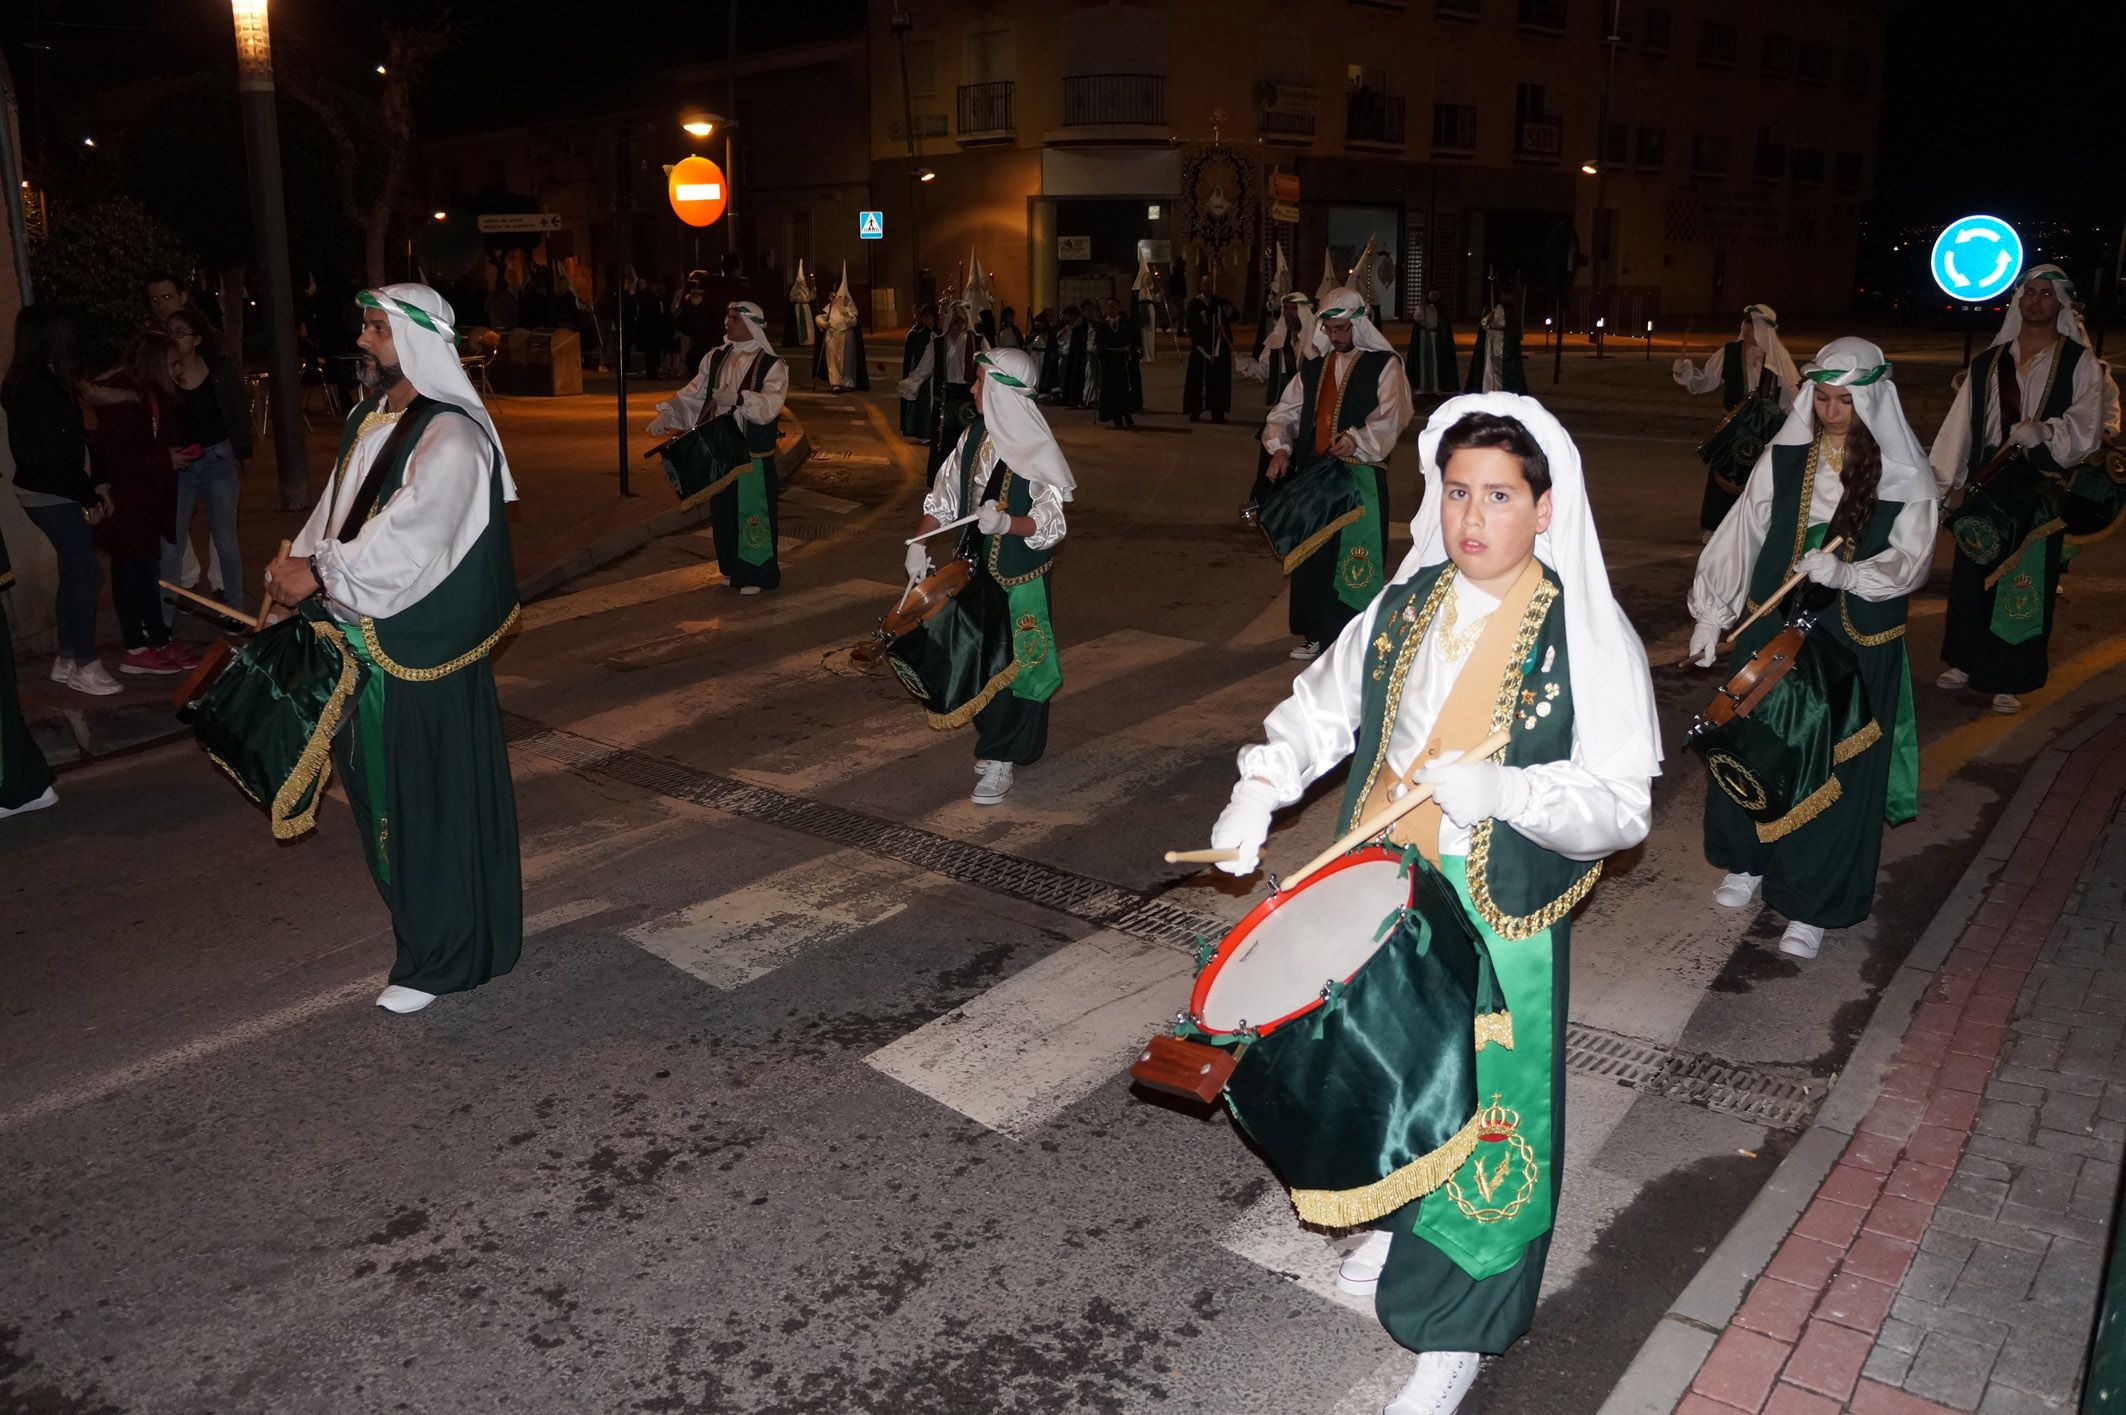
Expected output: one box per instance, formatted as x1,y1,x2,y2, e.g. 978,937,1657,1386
5,343,2122,1414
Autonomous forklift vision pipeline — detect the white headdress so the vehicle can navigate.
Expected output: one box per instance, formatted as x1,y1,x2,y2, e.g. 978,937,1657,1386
974,349,1074,500
789,259,810,304
356,284,517,502
1768,336,1936,505
1270,244,1292,299
1261,291,1315,355
1989,264,2088,347
833,262,857,315
1395,392,1663,782
1310,286,1397,356
1741,303,1802,400
726,299,775,354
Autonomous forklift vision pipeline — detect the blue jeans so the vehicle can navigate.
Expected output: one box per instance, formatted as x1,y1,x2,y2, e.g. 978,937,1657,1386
23,499,102,664
161,440,244,612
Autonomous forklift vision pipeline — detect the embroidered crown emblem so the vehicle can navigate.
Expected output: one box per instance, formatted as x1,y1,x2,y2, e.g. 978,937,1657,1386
1475,1094,1521,1143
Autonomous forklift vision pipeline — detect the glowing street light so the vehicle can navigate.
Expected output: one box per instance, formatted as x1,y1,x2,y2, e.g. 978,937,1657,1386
432,210,447,221
918,168,937,183
1579,159,1598,175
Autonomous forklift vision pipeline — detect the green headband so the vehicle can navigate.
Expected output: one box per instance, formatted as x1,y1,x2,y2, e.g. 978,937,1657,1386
2026,270,2074,293
357,289,453,339
1317,305,1362,320
976,352,1032,391
1805,360,1892,387
729,302,765,321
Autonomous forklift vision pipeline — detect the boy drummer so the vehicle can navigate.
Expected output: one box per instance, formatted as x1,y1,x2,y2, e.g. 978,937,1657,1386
1205,393,1661,1414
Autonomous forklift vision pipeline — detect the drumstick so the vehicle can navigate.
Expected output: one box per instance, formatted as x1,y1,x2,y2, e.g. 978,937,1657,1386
1721,536,1843,648
1164,848,1240,865
904,512,980,545
157,579,257,631
1281,728,1514,893
256,539,292,632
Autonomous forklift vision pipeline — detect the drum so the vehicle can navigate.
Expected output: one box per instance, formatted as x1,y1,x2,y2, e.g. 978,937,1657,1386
1256,453,1361,570
1133,848,1482,1211
1688,616,1877,838
2061,447,2126,539
878,559,973,640
1949,458,2053,569
658,413,751,504
186,613,361,839
1696,391,1784,491
882,567,1014,720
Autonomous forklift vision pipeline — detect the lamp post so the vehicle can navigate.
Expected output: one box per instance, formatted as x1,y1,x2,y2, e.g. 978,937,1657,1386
1587,0,1623,361
891,6,925,306
229,0,310,509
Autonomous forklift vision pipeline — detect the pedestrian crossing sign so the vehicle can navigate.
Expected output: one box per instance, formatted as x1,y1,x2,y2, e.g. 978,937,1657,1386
859,211,885,240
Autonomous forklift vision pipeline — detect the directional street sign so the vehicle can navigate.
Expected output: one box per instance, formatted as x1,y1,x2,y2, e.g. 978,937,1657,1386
1930,214,2024,303
475,212,563,234
858,210,884,240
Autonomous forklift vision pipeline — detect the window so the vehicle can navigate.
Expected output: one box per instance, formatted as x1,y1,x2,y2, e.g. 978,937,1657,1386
1754,139,1786,180
1698,20,1737,66
1634,124,1666,169
1432,101,1478,151
1517,0,1567,30
1600,120,1628,166
1761,34,1794,76
1842,53,1872,93
1797,43,1834,84
1592,0,1630,42
1513,81,1560,158
1640,7,1671,52
1434,0,1482,15
1790,147,1826,183
1834,151,1862,188
1691,132,1729,174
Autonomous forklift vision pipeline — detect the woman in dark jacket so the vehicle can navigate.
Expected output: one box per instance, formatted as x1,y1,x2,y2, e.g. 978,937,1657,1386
163,305,251,612
87,331,198,675
1,305,120,694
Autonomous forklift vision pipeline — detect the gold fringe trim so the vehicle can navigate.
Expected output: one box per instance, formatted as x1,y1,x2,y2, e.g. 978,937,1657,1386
1474,1011,1515,1052
202,619,363,840
1983,519,2066,591
1833,718,1882,765
924,660,1020,731
1841,596,1906,646
1289,1112,1487,1227
357,604,522,682
1467,818,1601,940
1756,775,1843,844
1280,507,1365,573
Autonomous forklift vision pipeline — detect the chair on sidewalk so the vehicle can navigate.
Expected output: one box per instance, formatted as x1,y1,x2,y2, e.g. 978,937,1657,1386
461,350,497,401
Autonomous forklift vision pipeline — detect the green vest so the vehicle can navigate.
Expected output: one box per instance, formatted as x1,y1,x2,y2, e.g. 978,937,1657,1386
1746,440,1906,648
1296,349,1395,462
1967,338,2084,477
1336,562,1597,939
707,346,783,455
1719,341,1745,409
332,396,518,676
955,416,1054,584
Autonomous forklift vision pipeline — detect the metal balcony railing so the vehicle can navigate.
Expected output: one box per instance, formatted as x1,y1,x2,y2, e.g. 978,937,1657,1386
958,81,1014,136
1062,74,1167,127
1346,92,1406,147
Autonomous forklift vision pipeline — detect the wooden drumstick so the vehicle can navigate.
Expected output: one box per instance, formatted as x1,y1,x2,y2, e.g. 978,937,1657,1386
1163,848,1240,865
1721,536,1843,648
157,579,258,631
256,539,293,632
904,511,980,545
1281,728,1513,893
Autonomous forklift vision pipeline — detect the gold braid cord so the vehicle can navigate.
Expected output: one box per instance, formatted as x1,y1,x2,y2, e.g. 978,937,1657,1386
357,605,522,682
1983,519,2067,591
203,619,363,841
0,569,13,592
1841,596,1907,647
926,661,1020,731
1746,440,1822,617
1345,570,1458,819
1752,719,1883,844
1281,507,1365,573
674,461,755,511
1290,1111,1486,1227
985,472,1053,588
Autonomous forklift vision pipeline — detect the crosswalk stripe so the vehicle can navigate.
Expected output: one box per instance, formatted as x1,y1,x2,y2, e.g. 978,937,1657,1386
1217,1187,1377,1319
864,927,1192,1137
523,569,885,635
622,849,909,990
523,897,612,935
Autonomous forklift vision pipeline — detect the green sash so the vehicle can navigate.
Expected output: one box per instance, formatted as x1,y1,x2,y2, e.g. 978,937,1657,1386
1335,464,1386,612
1410,855,1557,1279
736,456,774,567
1988,539,2048,645
1006,578,1061,703
338,621,394,884
1796,521,1919,823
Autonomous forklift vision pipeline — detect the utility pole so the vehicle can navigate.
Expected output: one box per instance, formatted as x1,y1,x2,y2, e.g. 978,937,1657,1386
725,0,739,262
615,124,633,498
892,6,923,303
1590,0,1622,360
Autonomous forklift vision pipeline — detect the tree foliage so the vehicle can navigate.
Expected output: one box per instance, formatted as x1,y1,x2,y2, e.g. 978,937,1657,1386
28,196,193,369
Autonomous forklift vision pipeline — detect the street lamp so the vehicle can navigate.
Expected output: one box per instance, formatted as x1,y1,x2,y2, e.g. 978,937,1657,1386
918,168,937,183
228,0,310,509
680,112,717,140
1579,159,1599,176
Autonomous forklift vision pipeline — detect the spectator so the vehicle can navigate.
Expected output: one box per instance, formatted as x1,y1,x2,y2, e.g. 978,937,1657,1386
88,331,199,676
1,306,121,695
672,272,717,373
640,277,674,378
162,305,251,615
144,268,192,328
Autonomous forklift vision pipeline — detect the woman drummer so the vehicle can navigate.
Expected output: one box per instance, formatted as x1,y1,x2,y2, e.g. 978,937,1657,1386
1207,394,1661,1415
1688,337,1939,960
903,347,1073,808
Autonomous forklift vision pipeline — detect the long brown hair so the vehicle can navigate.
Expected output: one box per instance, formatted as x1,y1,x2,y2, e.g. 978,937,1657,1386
118,330,178,402
1825,408,1883,550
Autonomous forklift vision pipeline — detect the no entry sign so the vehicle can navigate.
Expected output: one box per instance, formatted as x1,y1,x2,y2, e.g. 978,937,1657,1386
668,156,728,228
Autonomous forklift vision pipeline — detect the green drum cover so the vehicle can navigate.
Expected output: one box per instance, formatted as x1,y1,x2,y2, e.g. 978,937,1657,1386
661,413,750,502
884,569,1014,717
1952,461,2053,568
191,613,355,832
1257,453,1362,566
1689,626,1876,831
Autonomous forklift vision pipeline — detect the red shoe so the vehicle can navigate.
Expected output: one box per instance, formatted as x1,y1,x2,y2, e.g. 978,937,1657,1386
120,647,182,676
158,642,204,669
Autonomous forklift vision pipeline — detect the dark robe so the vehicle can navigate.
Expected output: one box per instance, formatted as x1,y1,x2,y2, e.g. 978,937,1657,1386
1403,302,1459,395
1465,304,1528,395
1056,322,1091,407
900,326,938,440
1094,317,1140,424
1184,295,1236,418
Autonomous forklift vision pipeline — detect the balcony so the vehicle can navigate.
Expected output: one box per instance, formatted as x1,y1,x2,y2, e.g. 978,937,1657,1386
1346,91,1406,150
1256,82,1318,146
957,81,1014,141
1061,74,1166,128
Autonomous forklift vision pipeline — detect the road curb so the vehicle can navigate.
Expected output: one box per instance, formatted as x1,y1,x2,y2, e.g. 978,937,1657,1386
1594,693,2126,1415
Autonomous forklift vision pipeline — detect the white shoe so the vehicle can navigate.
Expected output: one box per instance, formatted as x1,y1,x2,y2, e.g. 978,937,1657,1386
1290,640,1322,661
1713,872,1762,908
1779,922,1825,959
64,661,123,697
738,585,762,596
49,656,75,683
1936,667,1969,690
1337,1228,1394,1296
1991,693,2021,714
972,759,1014,806
376,985,438,1014
0,786,58,820
1384,1351,1481,1415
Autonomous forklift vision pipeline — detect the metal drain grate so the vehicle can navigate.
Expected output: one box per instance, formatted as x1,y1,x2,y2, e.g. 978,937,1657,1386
505,713,1821,1132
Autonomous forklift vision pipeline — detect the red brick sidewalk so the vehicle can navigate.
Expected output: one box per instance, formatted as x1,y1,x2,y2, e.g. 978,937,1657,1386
1675,719,2126,1414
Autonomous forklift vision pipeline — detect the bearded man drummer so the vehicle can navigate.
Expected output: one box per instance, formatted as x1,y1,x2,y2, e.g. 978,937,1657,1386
1208,394,1660,1415
264,284,523,1015
903,348,1073,807
648,301,789,595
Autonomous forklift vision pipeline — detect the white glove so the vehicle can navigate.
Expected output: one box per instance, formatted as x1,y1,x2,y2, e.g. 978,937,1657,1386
1210,778,1281,877
904,543,932,582
1413,751,1530,830
976,503,1012,536
1796,549,1858,591
1689,621,1723,667
2010,420,2045,449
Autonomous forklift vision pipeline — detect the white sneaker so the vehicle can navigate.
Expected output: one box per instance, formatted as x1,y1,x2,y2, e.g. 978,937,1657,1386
1991,693,2021,715
64,660,123,697
1384,1351,1481,1415
1290,640,1322,661
1713,872,1762,908
1936,667,1969,690
1337,1228,1394,1295
972,759,1014,806
738,585,762,596
49,656,74,683
0,786,58,820
1780,922,1825,960
376,985,438,1014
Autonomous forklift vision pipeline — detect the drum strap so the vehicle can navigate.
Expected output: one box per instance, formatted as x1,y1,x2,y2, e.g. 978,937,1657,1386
1995,344,2023,433
339,396,445,542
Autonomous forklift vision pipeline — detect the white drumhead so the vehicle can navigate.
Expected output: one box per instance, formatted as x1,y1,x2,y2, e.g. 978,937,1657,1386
1197,856,1412,1033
